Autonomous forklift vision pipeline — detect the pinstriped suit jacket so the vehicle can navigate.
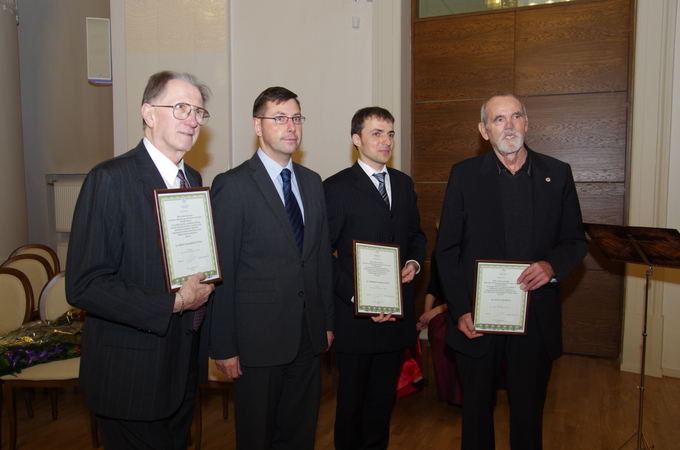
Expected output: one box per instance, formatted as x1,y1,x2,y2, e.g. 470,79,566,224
66,141,201,420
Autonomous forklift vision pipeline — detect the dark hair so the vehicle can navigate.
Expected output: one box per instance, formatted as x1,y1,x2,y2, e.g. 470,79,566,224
252,86,300,117
350,106,395,136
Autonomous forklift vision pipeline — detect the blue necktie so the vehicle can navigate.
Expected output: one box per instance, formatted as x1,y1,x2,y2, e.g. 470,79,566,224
373,172,390,209
281,168,304,253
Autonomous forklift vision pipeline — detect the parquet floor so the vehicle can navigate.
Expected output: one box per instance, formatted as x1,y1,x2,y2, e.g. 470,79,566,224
2,354,678,449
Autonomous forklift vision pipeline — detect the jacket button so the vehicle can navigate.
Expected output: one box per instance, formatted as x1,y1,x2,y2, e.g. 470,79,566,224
298,290,304,297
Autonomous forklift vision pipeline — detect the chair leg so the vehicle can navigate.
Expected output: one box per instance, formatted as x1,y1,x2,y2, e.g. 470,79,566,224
3,383,18,450
50,388,59,419
222,387,229,420
23,388,34,418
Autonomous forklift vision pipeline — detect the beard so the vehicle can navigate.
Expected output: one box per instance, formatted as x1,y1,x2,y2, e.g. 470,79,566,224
494,129,524,154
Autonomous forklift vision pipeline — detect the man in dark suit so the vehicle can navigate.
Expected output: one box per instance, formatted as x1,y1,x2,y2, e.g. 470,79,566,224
208,86,334,450
66,71,215,449
435,94,588,450
324,106,426,450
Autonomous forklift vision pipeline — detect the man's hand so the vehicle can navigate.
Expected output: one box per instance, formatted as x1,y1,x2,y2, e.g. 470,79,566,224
326,331,334,351
517,261,554,291
457,312,483,339
173,272,214,313
215,356,242,379
401,261,418,283
371,312,396,323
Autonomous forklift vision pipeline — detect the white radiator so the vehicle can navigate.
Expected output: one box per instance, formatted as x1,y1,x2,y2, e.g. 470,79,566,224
53,180,83,232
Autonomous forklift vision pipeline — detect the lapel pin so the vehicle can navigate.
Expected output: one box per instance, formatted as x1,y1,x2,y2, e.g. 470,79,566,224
545,177,551,183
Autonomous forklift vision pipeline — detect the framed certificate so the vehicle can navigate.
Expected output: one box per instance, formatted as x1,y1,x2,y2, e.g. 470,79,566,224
472,260,531,334
353,240,403,317
154,187,221,292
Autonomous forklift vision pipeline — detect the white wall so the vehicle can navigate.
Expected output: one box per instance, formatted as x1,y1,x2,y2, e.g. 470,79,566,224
18,0,113,249
0,4,27,257
623,0,680,378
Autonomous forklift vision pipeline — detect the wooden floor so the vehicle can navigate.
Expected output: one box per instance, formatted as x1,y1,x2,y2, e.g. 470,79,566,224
2,354,679,449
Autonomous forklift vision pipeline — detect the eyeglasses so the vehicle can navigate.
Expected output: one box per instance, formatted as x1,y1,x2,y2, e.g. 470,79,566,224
150,103,210,125
255,115,306,125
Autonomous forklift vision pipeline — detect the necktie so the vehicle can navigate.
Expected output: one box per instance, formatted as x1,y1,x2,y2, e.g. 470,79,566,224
373,172,390,209
281,168,304,252
177,169,206,329
177,169,189,189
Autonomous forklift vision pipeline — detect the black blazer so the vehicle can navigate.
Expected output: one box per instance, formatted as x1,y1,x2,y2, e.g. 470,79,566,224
207,154,334,367
324,163,426,353
66,141,201,420
435,149,587,359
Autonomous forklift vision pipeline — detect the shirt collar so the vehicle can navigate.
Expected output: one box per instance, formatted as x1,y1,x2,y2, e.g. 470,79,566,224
493,148,532,176
143,137,186,188
357,158,388,178
257,148,294,180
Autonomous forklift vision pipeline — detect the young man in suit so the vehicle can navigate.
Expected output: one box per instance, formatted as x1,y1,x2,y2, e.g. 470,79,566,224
324,106,426,450
208,86,334,450
66,71,215,449
435,94,588,450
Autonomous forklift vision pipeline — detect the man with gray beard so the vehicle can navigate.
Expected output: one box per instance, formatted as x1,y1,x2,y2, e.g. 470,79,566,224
435,94,587,450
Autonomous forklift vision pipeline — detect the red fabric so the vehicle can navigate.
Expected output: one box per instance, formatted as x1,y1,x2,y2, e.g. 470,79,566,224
396,339,424,399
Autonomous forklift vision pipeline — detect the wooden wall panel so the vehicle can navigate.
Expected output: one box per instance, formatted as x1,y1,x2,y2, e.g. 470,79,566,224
561,267,624,358
515,0,631,96
414,182,446,258
524,93,627,183
412,100,483,181
413,13,514,102
412,0,632,358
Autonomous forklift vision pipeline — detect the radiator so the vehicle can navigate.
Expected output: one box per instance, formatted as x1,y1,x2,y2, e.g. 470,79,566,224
53,180,83,233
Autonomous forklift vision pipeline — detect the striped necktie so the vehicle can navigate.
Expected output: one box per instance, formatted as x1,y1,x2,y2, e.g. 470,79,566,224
281,168,304,253
372,172,390,209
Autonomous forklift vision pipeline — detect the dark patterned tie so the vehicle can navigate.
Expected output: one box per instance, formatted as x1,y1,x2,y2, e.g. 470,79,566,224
177,169,206,330
372,172,390,209
177,169,189,189
281,168,304,253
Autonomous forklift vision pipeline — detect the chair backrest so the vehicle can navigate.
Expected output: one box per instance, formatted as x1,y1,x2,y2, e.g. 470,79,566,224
0,267,32,334
2,254,53,316
10,243,60,274
39,272,70,321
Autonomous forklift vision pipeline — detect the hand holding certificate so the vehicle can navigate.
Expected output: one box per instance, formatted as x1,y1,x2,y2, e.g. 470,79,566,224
154,187,221,292
353,241,403,317
473,260,531,334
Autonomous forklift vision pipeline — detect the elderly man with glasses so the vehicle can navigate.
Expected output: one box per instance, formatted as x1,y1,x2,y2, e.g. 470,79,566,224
67,71,214,449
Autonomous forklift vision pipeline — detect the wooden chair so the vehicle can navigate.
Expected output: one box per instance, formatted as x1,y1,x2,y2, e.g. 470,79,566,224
192,358,232,450
9,244,60,275
38,272,68,322
0,268,32,335
2,254,53,319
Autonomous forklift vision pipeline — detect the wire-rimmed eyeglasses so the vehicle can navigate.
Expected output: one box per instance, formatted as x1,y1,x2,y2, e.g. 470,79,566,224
255,115,306,125
150,103,210,125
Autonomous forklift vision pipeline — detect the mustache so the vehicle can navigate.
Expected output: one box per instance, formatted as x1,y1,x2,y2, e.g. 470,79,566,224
502,129,521,138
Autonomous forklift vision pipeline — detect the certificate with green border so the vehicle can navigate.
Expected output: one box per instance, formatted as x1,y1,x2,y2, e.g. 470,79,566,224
472,260,531,334
353,240,403,317
154,187,221,292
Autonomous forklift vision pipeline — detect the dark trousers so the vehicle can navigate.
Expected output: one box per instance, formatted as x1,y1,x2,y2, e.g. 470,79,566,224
233,324,320,450
97,334,199,450
456,333,552,450
334,350,403,450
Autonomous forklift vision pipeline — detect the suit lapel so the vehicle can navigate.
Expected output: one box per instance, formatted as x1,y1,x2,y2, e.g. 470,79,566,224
478,152,506,255
293,164,316,257
350,163,390,211
247,155,301,254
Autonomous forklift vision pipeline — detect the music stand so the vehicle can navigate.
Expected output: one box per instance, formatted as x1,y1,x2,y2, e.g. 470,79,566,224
584,223,680,450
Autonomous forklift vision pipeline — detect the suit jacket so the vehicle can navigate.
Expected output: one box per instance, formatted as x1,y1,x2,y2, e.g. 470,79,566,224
435,149,587,360
324,163,426,353
207,154,333,367
66,141,202,420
